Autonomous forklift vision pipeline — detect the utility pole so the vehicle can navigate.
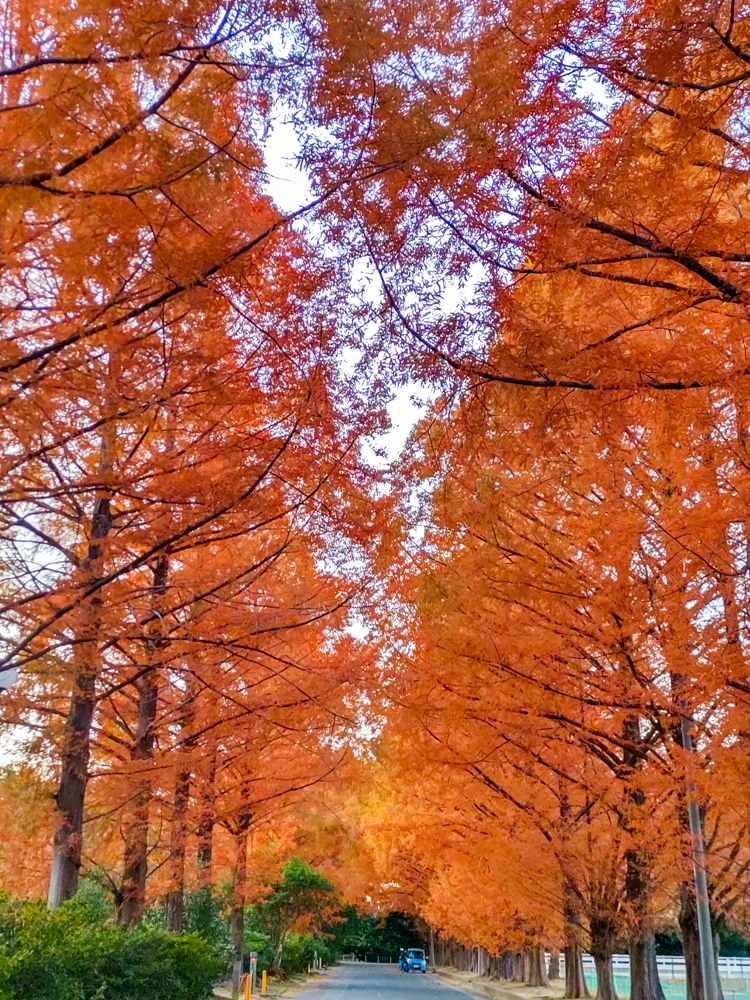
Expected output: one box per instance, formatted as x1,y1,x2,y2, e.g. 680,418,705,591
681,717,719,1000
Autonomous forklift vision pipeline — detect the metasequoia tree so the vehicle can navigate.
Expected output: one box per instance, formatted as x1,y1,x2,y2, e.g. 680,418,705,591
286,0,750,395
370,305,750,996
279,4,750,987
0,0,390,915
8,0,750,988
356,85,750,971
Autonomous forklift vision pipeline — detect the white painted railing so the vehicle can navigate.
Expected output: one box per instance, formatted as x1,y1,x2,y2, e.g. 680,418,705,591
557,954,750,981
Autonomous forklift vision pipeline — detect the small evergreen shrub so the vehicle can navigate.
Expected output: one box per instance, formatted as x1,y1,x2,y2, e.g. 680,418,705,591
280,933,336,974
0,893,224,1000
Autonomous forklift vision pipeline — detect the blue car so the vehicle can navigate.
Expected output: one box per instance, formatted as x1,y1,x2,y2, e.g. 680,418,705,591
400,948,427,973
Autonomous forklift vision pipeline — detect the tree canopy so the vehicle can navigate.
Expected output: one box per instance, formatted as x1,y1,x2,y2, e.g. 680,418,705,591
3,2,750,1000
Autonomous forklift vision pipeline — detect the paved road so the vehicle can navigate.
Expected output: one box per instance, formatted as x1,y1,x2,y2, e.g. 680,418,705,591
292,965,476,1000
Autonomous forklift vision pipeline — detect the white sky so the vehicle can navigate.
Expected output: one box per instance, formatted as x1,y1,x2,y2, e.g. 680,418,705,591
263,116,431,466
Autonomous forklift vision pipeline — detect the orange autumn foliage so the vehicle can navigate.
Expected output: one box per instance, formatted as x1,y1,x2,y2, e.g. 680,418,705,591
5,5,750,1000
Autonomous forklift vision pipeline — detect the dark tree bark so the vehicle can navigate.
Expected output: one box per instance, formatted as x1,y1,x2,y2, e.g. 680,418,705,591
564,876,590,999
48,437,114,909
565,942,589,999
593,955,618,1000
119,556,168,926
622,711,665,1000
680,881,704,1000
166,761,191,933
523,950,532,983
196,748,217,891
549,949,561,981
679,882,725,1000
645,936,666,1000
630,931,666,1000
590,912,618,1000
527,945,550,987
670,668,724,1000
229,815,251,1000
166,668,199,933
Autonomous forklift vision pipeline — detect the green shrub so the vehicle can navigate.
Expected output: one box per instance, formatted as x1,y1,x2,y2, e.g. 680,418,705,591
279,933,337,975
243,930,275,973
0,893,224,1000
183,888,232,959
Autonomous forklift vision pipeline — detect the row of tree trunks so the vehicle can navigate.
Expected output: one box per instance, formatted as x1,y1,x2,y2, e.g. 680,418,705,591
435,937,562,986
434,879,721,1000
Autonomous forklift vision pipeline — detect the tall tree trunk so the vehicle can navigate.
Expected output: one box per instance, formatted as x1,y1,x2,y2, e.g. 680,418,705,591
48,433,113,909
564,877,590,998
645,936,666,1000
625,823,664,1000
523,950,532,983
119,556,168,926
670,669,723,1000
166,601,203,932
527,945,550,987
549,949,561,981
590,914,618,1000
166,762,191,932
593,955,618,1000
681,881,704,1000
565,941,588,999
561,781,590,1000
229,813,251,999
196,749,217,891
617,684,664,1000
630,930,665,1000
679,882,725,1000
165,667,200,933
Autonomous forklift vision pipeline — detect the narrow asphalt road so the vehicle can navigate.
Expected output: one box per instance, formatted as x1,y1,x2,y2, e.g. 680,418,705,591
291,965,477,1000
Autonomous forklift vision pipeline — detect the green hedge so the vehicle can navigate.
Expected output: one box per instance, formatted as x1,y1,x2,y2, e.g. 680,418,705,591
279,933,336,974
240,927,337,976
0,892,224,1000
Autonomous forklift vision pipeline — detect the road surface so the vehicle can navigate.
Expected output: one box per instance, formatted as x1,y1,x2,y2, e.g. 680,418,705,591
291,965,477,1000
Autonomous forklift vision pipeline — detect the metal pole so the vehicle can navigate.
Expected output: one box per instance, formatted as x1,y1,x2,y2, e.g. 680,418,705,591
681,717,719,1000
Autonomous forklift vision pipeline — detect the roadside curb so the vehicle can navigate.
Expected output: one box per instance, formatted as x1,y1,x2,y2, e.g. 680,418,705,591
432,968,565,1000
213,971,326,999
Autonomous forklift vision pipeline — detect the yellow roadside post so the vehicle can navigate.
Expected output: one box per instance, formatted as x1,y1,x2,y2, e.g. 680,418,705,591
245,974,251,1000
262,970,267,996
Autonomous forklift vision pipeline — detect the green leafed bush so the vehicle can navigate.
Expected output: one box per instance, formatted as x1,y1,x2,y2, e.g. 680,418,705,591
0,892,224,1000
279,932,336,974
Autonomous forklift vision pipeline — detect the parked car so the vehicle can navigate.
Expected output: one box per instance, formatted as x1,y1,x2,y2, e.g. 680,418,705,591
399,948,428,973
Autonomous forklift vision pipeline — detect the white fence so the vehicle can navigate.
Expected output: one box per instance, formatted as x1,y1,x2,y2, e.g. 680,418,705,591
558,954,750,981
340,957,398,964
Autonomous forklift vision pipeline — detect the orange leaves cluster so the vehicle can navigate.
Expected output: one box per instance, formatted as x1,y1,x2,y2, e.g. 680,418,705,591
0,0,388,918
